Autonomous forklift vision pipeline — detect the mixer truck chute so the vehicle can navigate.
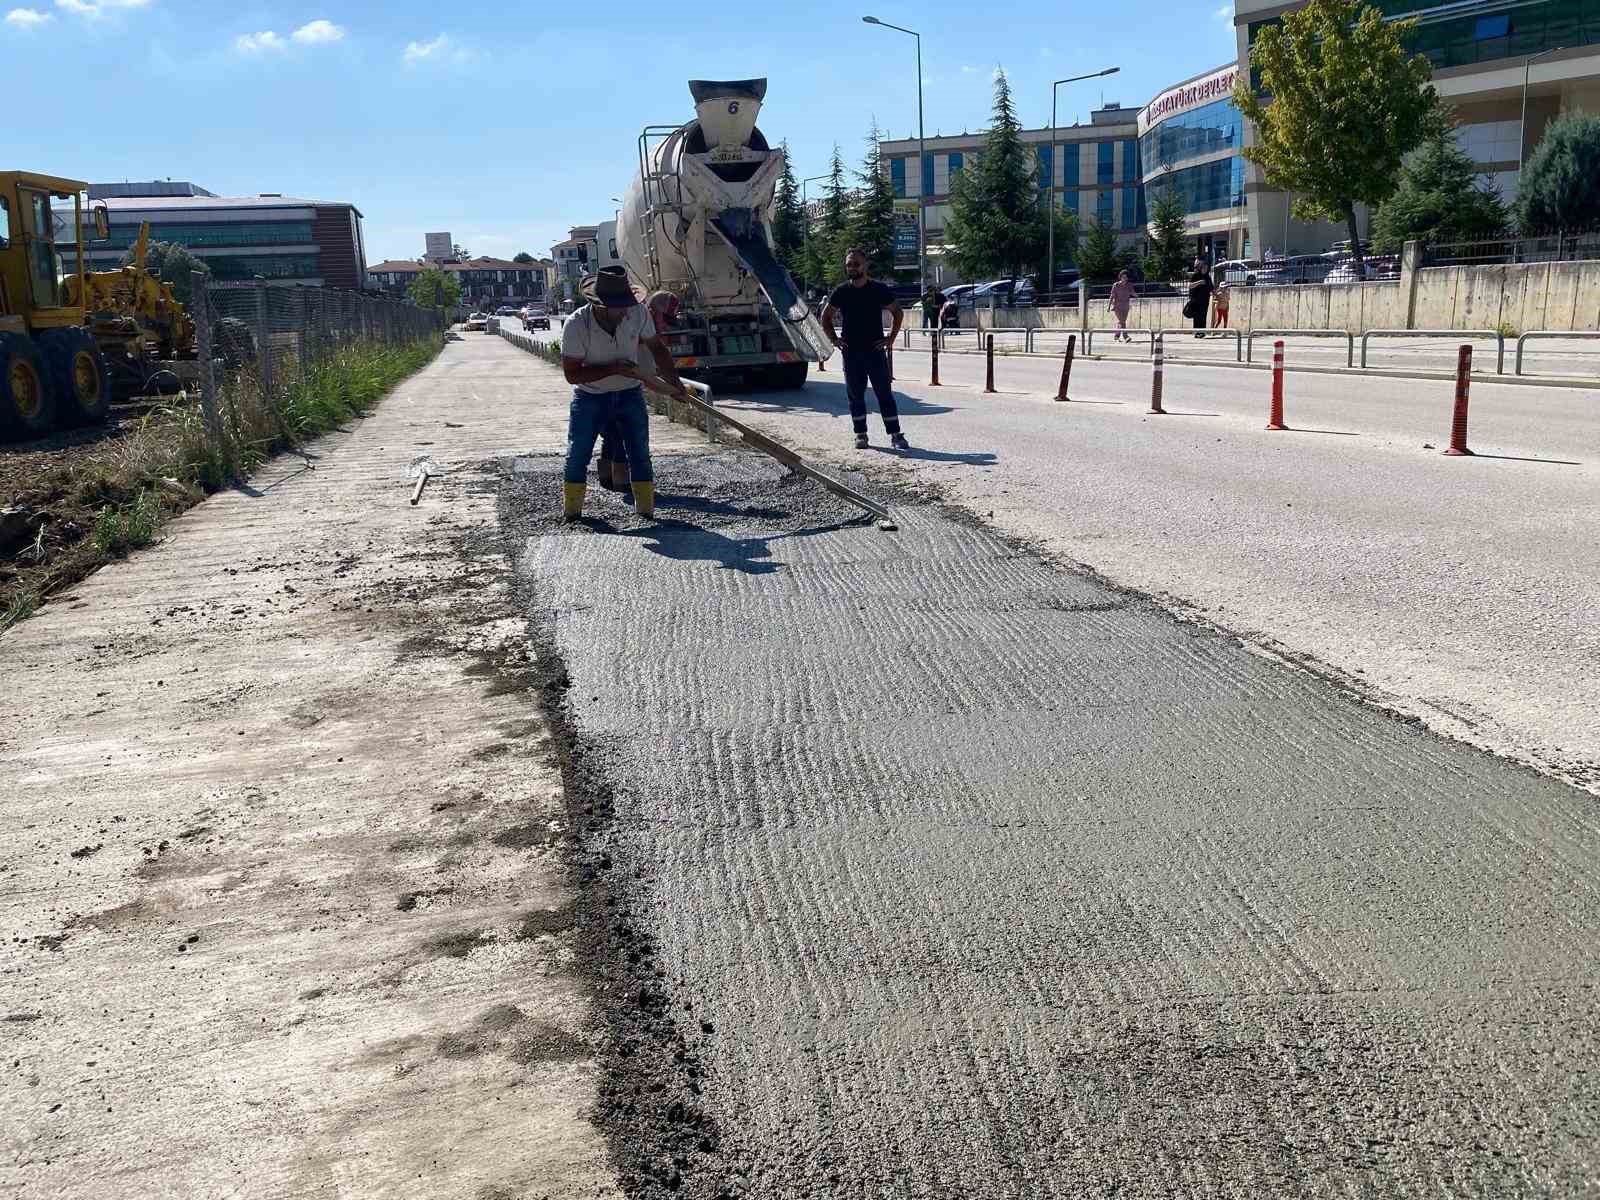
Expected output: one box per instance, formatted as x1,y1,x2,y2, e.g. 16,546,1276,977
616,79,832,390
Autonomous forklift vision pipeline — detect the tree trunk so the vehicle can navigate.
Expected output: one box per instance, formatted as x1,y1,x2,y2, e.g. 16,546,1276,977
1345,205,1365,273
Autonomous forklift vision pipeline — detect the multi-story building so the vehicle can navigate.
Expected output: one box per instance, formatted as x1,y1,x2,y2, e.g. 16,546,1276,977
1230,0,1600,256
880,103,1145,283
78,181,367,289
550,225,599,304
1138,64,1248,262
367,257,551,306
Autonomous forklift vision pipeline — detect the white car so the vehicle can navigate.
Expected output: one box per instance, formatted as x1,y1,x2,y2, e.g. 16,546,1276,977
464,312,488,331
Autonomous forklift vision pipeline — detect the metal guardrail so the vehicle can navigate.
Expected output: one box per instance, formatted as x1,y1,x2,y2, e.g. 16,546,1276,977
1246,328,1356,368
1361,329,1505,374
1079,329,1151,356
1152,328,1243,362
1514,330,1600,376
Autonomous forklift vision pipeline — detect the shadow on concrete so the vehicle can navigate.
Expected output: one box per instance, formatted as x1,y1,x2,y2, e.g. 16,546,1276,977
1468,453,1582,466
734,379,954,421
611,514,870,576
869,445,998,466
1276,428,1361,437
654,492,789,520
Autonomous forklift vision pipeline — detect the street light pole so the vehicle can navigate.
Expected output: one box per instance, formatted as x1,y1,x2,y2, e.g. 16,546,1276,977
864,16,927,289
1519,45,1565,184
1048,67,1119,300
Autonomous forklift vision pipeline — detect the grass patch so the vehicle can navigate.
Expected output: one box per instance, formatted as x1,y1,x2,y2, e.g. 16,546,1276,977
0,331,445,636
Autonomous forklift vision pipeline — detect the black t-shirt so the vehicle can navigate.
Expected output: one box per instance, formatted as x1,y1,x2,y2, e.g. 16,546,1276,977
828,279,896,348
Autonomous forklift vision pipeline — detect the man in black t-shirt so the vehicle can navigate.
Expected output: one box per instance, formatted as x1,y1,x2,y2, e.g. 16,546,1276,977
822,247,908,450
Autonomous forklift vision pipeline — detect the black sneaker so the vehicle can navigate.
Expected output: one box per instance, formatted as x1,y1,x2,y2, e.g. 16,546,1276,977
855,433,869,449
890,432,910,450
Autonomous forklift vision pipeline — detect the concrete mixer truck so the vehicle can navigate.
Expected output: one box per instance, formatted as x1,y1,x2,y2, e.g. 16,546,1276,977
615,79,831,390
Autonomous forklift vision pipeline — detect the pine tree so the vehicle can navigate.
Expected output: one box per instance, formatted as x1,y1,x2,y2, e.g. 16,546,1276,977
1143,189,1190,281
1076,216,1121,282
944,68,1049,283
772,141,807,280
1514,110,1600,236
805,144,851,289
849,120,898,277
1372,125,1509,251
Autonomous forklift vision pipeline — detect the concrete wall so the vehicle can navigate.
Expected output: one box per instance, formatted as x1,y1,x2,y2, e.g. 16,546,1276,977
978,258,1600,336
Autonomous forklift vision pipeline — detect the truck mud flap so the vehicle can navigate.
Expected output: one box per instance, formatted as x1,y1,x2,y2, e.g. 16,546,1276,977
708,215,833,364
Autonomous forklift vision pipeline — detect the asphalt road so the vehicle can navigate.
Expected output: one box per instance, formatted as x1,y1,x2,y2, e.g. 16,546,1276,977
495,334,1600,1198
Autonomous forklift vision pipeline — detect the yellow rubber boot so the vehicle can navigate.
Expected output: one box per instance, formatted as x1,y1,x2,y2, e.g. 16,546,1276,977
562,481,586,521
631,481,655,519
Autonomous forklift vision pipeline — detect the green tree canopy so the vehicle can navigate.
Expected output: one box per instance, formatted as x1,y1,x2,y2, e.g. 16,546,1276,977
125,241,208,305
407,265,463,312
1143,188,1190,280
943,68,1045,283
802,144,851,289
513,251,535,263
1514,111,1600,236
1371,125,1509,252
848,120,897,278
1075,217,1121,282
772,141,807,282
1234,0,1437,267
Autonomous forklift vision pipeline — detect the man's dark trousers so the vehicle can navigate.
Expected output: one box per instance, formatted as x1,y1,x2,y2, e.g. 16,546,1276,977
841,345,902,436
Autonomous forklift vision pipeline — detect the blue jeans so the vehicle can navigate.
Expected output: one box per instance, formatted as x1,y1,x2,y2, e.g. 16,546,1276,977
841,346,901,436
565,387,651,484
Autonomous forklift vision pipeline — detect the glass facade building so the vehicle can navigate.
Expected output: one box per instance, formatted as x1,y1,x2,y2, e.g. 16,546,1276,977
1137,64,1248,260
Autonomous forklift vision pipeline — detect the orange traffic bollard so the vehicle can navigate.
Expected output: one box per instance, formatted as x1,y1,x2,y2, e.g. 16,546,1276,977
1266,339,1287,430
1054,334,1076,402
1444,344,1474,456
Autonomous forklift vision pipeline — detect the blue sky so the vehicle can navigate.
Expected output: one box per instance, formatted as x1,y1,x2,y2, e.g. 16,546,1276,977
2,0,1237,265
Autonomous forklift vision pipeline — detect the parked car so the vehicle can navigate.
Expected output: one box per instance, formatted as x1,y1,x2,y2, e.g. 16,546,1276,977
464,312,488,331
1217,259,1260,286
486,316,501,333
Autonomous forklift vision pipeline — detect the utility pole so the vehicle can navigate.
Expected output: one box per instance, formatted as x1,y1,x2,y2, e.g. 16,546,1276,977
1049,67,1120,299
864,16,928,289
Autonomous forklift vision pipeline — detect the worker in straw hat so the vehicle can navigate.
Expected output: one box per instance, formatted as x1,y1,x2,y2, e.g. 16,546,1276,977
559,267,687,520
597,290,682,499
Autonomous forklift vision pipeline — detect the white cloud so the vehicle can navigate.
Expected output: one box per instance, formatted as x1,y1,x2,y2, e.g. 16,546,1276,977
235,29,285,52
402,32,477,65
5,6,52,25
292,18,342,44
1214,2,1233,22
959,65,979,74
55,0,149,16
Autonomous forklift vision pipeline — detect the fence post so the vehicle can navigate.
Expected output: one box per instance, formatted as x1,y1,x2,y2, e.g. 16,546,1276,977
984,335,995,394
1267,339,1286,430
191,270,223,447
1150,336,1166,414
255,283,274,410
1444,345,1473,456
1055,334,1075,402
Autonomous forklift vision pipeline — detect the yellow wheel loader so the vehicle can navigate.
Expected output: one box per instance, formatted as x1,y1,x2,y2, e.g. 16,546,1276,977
0,171,113,440
64,220,199,398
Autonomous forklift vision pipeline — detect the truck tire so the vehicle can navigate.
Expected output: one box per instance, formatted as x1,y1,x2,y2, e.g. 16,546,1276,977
38,328,113,427
774,361,808,390
0,332,55,441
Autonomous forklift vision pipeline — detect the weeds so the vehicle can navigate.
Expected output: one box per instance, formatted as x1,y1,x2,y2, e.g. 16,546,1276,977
91,489,161,556
1,588,38,634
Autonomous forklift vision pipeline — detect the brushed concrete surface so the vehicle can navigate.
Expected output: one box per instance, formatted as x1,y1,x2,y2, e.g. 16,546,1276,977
501,434,1600,1199
716,350,1600,793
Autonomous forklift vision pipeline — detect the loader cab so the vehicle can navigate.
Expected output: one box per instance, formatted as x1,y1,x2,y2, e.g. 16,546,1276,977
0,172,90,329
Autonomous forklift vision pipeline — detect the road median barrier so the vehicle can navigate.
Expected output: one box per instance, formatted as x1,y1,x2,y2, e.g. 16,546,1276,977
1150,339,1166,414
1267,340,1287,430
1514,330,1600,376
1445,345,1474,456
1247,328,1354,369
1055,334,1075,402
1363,328,1505,375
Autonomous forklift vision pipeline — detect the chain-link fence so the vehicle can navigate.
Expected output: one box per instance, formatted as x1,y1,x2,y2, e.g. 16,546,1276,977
186,273,445,479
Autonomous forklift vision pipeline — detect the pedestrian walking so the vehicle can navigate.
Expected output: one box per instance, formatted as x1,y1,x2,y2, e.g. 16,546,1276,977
822,247,910,450
1184,257,1213,338
1107,269,1135,343
922,283,946,330
597,290,681,499
558,267,686,521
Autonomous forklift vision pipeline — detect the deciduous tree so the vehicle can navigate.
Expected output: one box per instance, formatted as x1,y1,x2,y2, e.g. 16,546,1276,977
1233,0,1437,270
126,241,208,305
407,266,463,312
513,251,535,263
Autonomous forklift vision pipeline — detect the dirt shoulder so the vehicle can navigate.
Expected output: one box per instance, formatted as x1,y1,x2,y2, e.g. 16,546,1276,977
0,334,648,1198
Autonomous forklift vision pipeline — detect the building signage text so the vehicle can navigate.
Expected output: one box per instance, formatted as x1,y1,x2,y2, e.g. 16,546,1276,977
1138,67,1238,135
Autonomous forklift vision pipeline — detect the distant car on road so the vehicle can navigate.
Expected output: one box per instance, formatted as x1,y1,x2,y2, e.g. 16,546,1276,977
1217,259,1259,286
523,309,549,330
464,312,488,331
